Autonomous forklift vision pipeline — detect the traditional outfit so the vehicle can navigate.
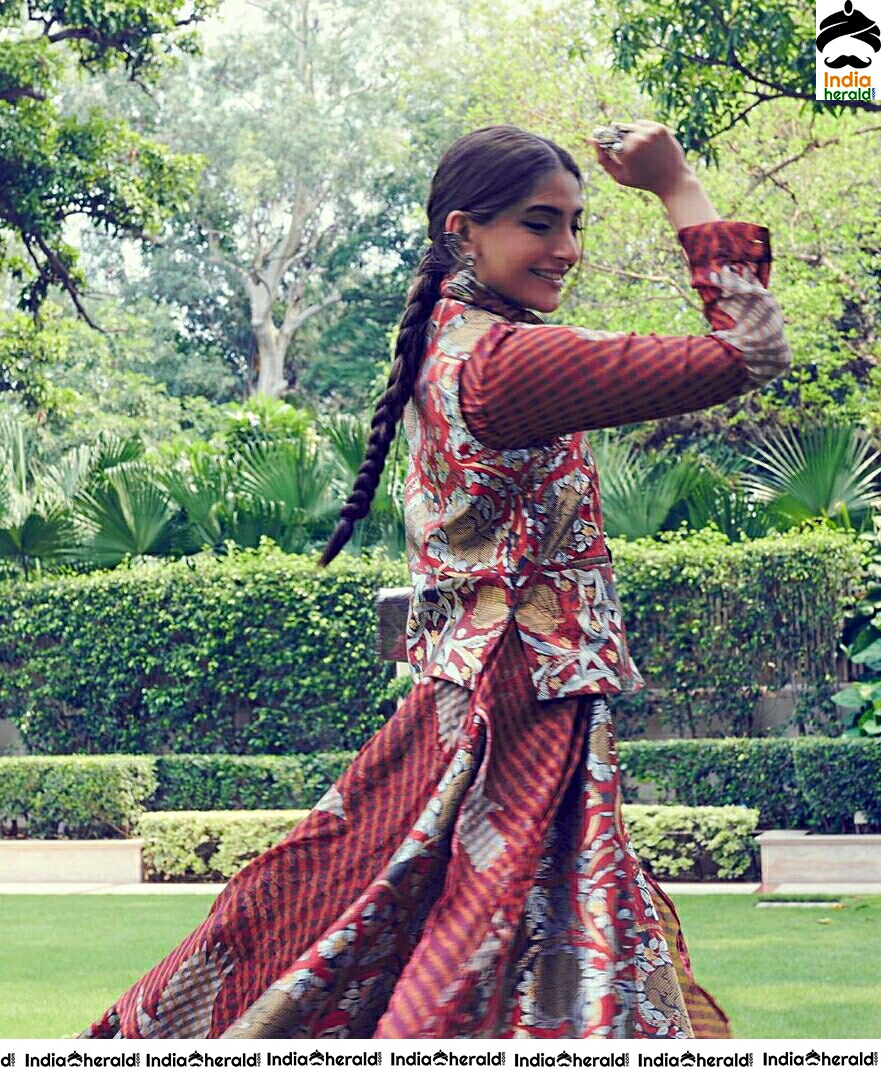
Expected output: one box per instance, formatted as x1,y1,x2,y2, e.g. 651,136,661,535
82,220,788,1040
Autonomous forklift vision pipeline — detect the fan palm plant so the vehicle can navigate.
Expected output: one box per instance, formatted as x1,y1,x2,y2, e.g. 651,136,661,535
740,425,881,531
233,434,340,553
318,414,406,556
0,419,85,578
590,432,705,540
73,460,186,567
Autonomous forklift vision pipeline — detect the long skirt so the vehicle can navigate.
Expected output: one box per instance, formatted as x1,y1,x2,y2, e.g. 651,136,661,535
81,624,729,1039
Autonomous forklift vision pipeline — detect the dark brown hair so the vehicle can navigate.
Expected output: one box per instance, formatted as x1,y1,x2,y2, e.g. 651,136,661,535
318,125,581,567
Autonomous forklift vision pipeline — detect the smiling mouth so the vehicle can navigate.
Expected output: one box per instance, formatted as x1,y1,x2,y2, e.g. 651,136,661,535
531,270,565,283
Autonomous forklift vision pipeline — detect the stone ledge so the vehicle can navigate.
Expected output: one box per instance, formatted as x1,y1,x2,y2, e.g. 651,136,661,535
0,839,143,884
757,830,881,889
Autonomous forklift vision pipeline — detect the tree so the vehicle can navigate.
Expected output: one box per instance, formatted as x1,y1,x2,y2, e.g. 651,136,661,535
115,0,447,399
602,0,881,160
456,2,881,449
0,0,217,323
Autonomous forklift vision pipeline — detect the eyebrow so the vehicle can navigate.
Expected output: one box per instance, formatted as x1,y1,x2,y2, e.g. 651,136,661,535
522,203,583,217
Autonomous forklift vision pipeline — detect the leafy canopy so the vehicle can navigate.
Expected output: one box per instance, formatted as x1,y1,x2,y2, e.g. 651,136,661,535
0,0,218,322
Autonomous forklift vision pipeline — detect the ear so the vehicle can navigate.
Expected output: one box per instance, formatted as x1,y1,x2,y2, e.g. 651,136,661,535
444,210,472,246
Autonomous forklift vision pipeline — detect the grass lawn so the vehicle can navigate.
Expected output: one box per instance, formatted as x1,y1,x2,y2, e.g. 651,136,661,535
1,893,879,1039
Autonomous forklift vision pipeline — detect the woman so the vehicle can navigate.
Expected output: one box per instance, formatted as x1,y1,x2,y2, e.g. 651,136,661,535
83,121,789,1039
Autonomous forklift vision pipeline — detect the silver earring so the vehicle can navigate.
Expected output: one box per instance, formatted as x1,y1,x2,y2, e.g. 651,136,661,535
442,231,474,268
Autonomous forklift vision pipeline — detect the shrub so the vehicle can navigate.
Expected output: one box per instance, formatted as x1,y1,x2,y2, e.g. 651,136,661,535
623,805,760,881
618,738,808,830
150,755,305,811
612,527,864,737
137,810,307,880
298,751,358,806
0,756,156,838
790,737,881,832
0,544,407,755
135,805,757,883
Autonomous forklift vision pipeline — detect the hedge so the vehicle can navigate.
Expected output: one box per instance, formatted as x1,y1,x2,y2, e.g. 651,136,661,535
4,739,877,839
0,755,156,839
0,530,861,757
137,810,308,881
149,755,305,811
611,528,863,737
623,805,759,881
0,544,408,755
619,737,881,832
136,806,758,883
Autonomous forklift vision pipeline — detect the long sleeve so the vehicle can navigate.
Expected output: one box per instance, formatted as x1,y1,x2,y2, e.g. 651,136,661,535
459,221,790,451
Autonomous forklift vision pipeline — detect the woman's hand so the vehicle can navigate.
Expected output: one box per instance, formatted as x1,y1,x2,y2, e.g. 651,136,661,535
590,120,720,230
589,120,691,198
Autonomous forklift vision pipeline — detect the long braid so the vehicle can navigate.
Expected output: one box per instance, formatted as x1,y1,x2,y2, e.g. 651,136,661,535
318,246,448,567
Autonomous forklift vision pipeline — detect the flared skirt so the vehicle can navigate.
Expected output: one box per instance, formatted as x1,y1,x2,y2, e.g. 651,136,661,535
81,624,728,1039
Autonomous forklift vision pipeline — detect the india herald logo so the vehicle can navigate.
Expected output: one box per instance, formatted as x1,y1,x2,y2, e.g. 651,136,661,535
816,0,881,69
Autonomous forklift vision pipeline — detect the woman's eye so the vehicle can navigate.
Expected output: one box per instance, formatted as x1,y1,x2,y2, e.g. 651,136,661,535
523,221,549,232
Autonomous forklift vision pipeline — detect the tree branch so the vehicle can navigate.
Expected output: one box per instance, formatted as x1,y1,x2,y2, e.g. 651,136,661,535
578,260,703,311
0,87,48,103
26,235,103,332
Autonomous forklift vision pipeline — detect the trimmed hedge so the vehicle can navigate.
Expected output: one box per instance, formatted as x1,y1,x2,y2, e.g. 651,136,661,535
612,528,863,737
0,530,862,756
624,805,759,881
0,545,408,755
0,755,156,839
150,755,305,811
4,739,877,841
136,805,757,883
137,810,308,881
619,737,881,832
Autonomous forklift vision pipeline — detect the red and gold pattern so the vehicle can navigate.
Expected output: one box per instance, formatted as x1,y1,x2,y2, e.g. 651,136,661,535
404,221,789,701
82,626,727,1039
81,219,785,1041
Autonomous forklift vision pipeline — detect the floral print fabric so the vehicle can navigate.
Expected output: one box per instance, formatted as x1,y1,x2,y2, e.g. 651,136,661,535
81,625,728,1040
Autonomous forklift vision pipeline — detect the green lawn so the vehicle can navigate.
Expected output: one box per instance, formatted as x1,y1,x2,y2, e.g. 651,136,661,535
1,893,879,1039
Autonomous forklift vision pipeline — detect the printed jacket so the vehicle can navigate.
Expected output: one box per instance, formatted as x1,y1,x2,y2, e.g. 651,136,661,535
402,221,791,701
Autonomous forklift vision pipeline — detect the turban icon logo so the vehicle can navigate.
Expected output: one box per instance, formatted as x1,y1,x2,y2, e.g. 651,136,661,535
816,0,881,69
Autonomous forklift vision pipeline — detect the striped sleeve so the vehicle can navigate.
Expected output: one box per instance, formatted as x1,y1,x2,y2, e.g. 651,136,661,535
459,221,790,451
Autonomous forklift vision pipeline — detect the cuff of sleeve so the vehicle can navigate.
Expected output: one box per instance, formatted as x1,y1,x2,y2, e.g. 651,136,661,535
678,221,771,266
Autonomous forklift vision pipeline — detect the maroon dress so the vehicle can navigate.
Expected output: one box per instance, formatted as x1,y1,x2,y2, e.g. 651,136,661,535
82,221,788,1039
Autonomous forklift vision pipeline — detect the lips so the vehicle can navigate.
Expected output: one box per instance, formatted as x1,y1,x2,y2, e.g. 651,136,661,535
530,269,565,283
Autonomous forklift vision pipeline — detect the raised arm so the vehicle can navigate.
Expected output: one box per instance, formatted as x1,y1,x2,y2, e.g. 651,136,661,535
459,225,790,451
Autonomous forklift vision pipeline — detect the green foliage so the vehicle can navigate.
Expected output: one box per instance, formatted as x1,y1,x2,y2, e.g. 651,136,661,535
150,754,305,811
612,528,864,736
137,805,753,882
0,545,409,755
619,738,807,828
137,809,308,880
620,736,881,832
297,751,358,807
831,516,881,736
604,0,860,161
790,737,881,832
742,426,881,531
0,754,156,838
0,0,215,317
622,804,759,880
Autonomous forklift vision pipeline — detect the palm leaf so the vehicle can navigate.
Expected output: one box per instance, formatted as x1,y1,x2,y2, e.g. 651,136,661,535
74,462,184,566
742,425,881,527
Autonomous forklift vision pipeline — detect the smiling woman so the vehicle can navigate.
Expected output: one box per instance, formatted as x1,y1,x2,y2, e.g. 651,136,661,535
81,122,790,1041
443,169,584,312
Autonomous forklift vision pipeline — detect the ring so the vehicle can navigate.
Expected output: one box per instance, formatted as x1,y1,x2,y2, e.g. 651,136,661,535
592,122,632,153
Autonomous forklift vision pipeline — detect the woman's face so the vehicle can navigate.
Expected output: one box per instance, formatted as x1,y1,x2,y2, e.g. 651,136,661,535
451,168,583,313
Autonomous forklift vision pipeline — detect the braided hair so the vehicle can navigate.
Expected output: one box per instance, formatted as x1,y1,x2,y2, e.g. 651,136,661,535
318,125,581,567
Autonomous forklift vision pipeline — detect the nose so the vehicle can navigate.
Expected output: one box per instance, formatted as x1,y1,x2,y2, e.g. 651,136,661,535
554,225,581,266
